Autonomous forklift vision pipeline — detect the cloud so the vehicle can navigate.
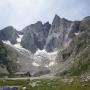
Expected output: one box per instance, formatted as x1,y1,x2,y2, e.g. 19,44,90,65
0,0,90,30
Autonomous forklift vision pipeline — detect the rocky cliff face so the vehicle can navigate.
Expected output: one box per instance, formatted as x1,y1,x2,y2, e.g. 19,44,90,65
45,15,81,52
21,21,51,53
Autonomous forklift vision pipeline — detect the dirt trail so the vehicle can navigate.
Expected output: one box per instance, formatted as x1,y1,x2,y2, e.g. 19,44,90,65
0,74,57,80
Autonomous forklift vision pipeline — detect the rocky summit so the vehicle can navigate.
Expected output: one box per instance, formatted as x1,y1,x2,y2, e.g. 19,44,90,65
0,15,90,77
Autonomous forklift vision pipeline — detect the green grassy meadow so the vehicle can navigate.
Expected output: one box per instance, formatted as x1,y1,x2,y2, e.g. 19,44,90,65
0,77,90,90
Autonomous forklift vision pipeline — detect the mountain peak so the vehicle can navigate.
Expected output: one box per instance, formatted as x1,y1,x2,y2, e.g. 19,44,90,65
1,26,16,31
52,14,61,26
35,21,42,25
44,21,50,25
54,14,61,19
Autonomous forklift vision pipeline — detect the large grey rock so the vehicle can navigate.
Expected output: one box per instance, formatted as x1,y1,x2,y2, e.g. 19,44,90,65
21,21,51,53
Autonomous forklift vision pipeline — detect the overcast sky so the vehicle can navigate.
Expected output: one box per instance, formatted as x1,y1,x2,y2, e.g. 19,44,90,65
0,0,90,30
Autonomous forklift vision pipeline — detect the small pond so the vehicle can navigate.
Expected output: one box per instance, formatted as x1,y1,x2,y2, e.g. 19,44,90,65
0,86,19,90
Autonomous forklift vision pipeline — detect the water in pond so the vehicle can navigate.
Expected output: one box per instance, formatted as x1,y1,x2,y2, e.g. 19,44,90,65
0,86,18,90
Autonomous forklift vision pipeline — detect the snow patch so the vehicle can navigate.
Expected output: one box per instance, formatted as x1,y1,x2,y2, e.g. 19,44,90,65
74,32,80,36
14,43,22,49
33,49,58,67
17,35,23,43
2,40,30,54
49,61,55,67
2,40,12,45
32,62,40,67
35,49,57,57
17,61,20,64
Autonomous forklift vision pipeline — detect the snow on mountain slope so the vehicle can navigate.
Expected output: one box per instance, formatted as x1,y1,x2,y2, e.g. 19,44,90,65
2,34,30,54
74,32,80,36
2,39,57,69
32,49,58,68
17,35,23,43
2,33,58,75
32,62,40,67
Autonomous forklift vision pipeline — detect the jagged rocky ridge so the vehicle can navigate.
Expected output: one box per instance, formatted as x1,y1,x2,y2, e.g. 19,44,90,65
0,15,90,76
0,15,82,53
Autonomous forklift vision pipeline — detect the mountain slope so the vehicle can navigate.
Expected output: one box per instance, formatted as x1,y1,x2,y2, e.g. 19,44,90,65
0,41,20,75
56,17,90,76
0,15,90,77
